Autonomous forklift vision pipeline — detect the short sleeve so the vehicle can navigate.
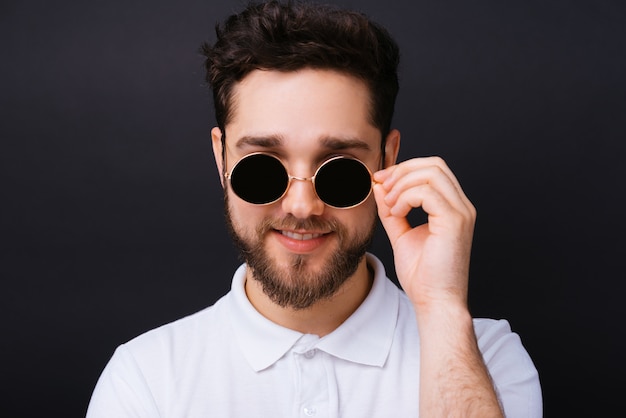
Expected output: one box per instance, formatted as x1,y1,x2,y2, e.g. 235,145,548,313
474,318,543,418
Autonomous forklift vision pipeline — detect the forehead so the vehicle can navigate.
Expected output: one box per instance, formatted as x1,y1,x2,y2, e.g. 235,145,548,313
226,69,380,153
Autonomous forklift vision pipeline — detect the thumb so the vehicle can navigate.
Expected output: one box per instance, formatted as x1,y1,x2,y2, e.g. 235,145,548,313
373,183,411,246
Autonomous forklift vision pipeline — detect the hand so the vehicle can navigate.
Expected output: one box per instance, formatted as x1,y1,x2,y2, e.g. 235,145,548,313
372,156,476,312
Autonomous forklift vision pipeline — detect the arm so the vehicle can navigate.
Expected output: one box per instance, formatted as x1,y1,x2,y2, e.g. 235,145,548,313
373,156,503,417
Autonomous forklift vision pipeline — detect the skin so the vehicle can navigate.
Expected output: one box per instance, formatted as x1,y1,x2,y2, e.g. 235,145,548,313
211,68,503,416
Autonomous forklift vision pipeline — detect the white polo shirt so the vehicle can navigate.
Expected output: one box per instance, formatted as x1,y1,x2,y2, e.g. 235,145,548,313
86,253,542,417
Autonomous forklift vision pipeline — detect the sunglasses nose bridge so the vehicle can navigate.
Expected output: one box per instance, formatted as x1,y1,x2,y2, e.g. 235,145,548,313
287,175,314,183
285,174,319,200
286,175,320,201
281,173,325,218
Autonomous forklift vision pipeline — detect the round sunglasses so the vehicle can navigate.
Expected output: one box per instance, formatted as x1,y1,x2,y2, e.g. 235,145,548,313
224,152,374,209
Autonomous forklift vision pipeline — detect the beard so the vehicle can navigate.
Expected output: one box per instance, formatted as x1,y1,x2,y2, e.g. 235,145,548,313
224,193,376,310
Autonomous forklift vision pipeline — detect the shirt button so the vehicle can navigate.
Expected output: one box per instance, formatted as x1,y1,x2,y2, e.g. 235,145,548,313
303,406,317,416
304,349,316,359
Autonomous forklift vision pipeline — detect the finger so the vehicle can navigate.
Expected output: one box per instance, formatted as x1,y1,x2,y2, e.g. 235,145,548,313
390,184,476,237
386,183,453,219
376,157,472,208
372,164,396,183
382,165,470,215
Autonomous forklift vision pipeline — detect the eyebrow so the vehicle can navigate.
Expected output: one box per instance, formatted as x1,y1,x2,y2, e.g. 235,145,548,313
235,135,284,149
319,136,372,152
234,134,372,152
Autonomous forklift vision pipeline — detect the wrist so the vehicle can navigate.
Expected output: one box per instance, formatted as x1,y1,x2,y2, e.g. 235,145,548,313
413,298,473,330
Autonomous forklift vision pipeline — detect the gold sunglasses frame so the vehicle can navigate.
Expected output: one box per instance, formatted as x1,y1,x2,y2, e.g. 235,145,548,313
224,152,375,209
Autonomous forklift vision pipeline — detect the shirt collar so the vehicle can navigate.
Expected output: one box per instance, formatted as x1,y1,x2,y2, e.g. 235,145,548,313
228,263,303,372
228,253,400,371
316,253,399,367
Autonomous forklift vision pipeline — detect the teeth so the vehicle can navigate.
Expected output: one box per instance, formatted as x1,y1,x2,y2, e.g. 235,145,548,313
281,231,323,240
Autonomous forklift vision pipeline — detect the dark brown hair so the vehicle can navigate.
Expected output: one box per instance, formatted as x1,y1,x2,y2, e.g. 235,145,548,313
200,0,400,138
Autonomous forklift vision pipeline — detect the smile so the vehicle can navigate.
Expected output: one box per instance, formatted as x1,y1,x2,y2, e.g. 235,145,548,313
280,231,325,240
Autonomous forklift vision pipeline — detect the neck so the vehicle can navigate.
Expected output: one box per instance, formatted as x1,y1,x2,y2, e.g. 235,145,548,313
244,257,373,337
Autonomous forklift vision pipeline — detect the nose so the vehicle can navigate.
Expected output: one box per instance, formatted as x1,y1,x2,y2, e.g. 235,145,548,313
281,176,325,219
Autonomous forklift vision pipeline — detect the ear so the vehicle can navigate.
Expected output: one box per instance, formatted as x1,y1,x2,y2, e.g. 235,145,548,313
211,127,225,188
383,129,400,168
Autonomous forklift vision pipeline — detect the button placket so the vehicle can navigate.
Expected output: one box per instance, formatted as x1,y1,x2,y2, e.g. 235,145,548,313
293,335,328,417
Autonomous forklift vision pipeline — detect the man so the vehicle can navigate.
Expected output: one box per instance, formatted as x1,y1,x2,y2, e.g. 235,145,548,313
87,1,541,417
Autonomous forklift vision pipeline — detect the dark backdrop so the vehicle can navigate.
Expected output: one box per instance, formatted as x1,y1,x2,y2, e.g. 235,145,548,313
2,0,625,416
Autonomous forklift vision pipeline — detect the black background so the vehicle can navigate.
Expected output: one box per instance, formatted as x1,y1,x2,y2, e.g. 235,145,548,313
2,0,625,416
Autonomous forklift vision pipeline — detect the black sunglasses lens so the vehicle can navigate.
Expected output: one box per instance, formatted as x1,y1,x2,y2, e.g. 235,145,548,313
230,154,288,204
315,158,372,208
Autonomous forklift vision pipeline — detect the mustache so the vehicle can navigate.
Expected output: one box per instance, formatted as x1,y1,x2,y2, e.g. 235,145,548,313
256,215,341,234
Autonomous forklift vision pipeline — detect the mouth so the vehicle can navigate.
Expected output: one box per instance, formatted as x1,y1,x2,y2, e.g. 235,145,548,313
279,230,327,241
273,229,331,254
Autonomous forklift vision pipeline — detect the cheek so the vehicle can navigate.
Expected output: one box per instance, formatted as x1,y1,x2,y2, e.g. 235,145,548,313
227,191,272,232
357,195,378,218
337,199,377,231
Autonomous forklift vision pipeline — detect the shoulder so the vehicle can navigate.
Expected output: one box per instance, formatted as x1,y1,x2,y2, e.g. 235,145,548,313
91,293,236,396
86,294,236,417
124,294,231,355
106,293,234,380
